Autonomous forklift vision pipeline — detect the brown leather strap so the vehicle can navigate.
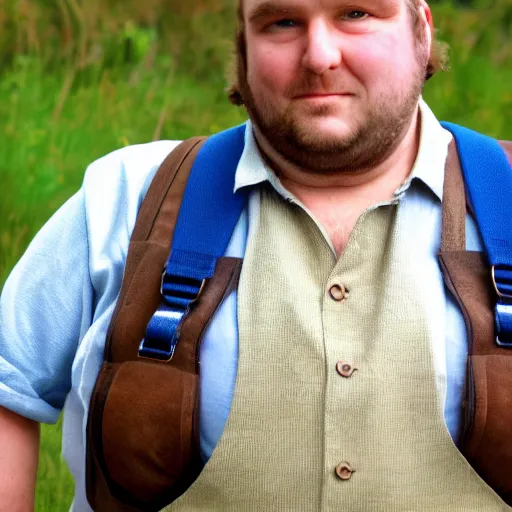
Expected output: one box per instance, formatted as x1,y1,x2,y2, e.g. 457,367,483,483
440,140,467,252
440,140,511,253
105,138,205,361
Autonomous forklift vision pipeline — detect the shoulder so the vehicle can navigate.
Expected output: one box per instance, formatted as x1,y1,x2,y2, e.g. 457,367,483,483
83,140,183,203
439,120,511,166
81,140,182,232
79,140,183,280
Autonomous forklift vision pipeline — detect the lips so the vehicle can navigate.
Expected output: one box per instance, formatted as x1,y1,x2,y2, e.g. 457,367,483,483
294,92,352,99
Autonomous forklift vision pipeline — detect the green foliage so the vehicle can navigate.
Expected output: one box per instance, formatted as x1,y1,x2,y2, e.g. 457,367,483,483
422,2,512,137
0,0,236,80
36,419,74,510
0,61,246,285
0,0,509,510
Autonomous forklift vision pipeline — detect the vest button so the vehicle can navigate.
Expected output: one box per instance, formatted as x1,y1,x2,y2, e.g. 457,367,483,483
335,462,354,481
336,361,357,378
329,283,347,301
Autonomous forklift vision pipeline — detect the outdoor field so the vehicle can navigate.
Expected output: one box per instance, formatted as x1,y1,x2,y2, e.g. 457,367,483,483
0,0,510,509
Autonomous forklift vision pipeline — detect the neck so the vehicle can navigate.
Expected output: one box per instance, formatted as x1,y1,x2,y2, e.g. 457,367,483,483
252,108,421,198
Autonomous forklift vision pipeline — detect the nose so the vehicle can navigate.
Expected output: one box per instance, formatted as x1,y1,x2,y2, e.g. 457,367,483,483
301,19,342,75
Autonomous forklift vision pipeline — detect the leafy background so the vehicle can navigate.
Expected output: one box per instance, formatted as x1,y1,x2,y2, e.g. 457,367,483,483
0,0,510,509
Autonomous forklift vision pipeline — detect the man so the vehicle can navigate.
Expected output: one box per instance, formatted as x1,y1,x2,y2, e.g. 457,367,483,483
0,0,510,510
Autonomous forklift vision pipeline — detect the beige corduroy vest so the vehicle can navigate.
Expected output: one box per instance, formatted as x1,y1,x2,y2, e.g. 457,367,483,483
163,183,508,512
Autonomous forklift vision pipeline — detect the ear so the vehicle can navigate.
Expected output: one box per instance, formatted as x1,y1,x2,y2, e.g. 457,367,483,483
418,0,434,51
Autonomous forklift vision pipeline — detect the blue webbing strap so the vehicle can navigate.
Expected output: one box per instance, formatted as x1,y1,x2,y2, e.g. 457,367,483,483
139,125,248,360
441,122,512,347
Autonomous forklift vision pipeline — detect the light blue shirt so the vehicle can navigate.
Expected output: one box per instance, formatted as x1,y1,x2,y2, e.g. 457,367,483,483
0,100,483,511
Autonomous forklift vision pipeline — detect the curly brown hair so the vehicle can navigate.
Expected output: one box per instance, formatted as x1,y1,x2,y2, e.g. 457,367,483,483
226,0,449,106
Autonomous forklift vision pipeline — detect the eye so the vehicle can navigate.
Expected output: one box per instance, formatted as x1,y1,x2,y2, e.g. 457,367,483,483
263,17,302,33
341,10,369,20
272,18,297,29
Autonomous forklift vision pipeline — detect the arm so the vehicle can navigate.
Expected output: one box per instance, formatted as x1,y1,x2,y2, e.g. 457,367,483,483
0,407,40,512
0,190,92,510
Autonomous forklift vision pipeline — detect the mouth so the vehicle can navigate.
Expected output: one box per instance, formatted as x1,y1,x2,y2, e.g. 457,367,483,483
294,92,353,99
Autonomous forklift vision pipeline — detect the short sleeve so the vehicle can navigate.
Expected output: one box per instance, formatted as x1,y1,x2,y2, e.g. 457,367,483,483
0,189,93,423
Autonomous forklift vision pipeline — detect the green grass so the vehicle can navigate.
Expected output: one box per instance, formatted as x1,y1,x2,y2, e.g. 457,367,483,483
0,2,510,510
0,59,247,284
36,418,75,510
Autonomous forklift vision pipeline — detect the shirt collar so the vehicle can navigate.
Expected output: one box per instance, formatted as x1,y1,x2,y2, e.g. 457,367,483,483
234,97,452,202
402,98,453,201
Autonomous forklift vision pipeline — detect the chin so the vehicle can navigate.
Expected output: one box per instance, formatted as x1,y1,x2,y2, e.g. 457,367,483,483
295,117,355,144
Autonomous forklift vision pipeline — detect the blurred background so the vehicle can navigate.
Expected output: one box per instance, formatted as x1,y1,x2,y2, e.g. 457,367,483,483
0,0,510,509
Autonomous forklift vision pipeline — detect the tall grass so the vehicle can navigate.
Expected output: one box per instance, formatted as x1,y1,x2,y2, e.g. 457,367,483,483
0,60,247,284
0,0,236,77
0,1,510,510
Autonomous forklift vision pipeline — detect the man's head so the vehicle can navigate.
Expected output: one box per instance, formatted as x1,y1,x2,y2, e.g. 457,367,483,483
227,0,449,174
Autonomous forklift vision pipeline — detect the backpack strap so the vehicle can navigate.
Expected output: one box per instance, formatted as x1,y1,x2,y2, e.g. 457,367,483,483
441,122,512,347
103,136,206,362
139,125,248,360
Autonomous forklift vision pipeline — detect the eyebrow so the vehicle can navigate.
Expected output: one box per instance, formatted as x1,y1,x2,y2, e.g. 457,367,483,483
247,2,295,23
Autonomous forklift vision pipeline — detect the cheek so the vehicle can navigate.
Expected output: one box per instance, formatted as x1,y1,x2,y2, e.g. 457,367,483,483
247,43,300,97
343,32,418,87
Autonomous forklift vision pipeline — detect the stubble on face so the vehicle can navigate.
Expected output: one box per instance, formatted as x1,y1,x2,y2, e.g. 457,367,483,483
239,5,431,175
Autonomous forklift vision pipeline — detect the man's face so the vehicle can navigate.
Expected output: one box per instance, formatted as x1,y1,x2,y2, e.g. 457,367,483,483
241,0,432,173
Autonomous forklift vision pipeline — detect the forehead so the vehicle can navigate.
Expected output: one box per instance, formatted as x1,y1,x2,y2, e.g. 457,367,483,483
243,0,405,18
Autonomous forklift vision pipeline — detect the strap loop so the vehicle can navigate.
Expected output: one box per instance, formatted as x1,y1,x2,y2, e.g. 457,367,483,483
138,305,182,361
161,272,206,308
493,265,512,348
492,266,512,300
496,302,512,348
139,272,206,361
